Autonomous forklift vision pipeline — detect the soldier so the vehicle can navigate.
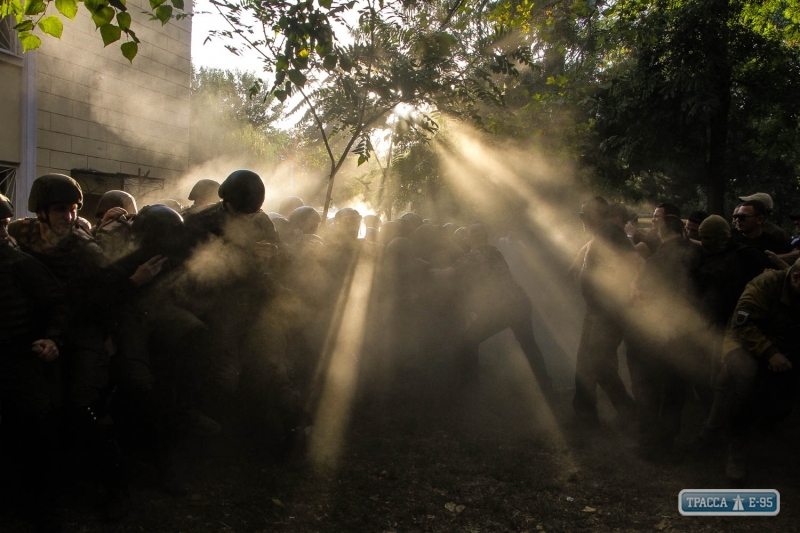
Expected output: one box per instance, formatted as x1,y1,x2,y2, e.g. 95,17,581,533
732,200,792,255
154,199,184,212
8,174,165,520
185,169,279,250
694,260,800,481
627,215,702,458
185,179,220,215
0,193,64,532
437,224,555,398
363,214,382,231
573,197,639,424
93,190,138,260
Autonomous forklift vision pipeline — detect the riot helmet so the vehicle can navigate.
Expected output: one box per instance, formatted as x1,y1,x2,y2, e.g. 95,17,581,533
28,174,83,212
188,179,220,206
218,170,265,214
95,190,137,218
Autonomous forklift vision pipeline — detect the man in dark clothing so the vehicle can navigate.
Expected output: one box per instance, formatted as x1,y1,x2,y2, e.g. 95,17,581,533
452,224,554,396
573,197,639,424
732,200,792,255
627,215,703,457
8,174,165,520
696,261,800,481
1,193,64,532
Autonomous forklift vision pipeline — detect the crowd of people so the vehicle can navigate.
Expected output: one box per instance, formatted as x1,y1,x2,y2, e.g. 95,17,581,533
1,170,799,532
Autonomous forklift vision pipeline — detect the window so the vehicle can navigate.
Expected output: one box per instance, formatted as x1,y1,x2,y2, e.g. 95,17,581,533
0,164,17,200
0,15,22,57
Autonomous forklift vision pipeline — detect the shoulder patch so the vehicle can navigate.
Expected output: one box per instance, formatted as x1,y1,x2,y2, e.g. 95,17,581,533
734,310,750,326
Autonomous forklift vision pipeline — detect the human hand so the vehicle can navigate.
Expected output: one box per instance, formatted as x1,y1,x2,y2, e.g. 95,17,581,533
768,352,793,372
32,339,59,361
130,255,168,286
102,207,128,221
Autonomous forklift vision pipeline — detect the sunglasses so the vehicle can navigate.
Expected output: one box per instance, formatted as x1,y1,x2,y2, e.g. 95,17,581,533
732,214,758,221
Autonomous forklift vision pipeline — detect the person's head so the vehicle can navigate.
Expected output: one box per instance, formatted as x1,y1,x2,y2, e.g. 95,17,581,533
467,223,489,249
685,210,708,240
131,204,186,258
28,174,83,237
363,214,382,230
334,207,362,239
0,193,13,246
653,202,681,229
188,179,220,208
218,169,265,214
400,212,424,231
580,196,608,232
608,203,632,231
442,222,457,237
364,227,379,243
95,190,137,220
698,214,731,252
658,215,685,242
380,220,405,245
278,196,304,217
288,206,321,235
733,200,767,237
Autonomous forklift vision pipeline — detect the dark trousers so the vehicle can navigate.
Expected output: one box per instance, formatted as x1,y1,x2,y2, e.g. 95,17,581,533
626,333,686,448
701,348,798,445
461,296,553,395
573,306,635,418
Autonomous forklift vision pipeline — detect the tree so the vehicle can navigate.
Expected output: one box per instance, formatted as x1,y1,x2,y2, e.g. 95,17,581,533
210,0,517,220
190,66,290,167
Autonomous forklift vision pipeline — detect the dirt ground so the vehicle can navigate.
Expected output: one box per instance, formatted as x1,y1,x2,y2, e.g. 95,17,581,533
3,345,799,533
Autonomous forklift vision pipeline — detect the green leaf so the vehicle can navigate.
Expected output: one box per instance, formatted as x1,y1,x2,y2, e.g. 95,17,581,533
100,23,121,46
170,0,183,9
92,6,115,27
23,0,46,15
273,89,287,102
18,31,41,51
357,154,367,166
155,4,172,24
120,40,137,62
13,19,34,31
319,0,332,8
55,0,78,19
339,54,353,72
287,69,306,87
149,0,166,8
116,11,130,29
38,15,63,38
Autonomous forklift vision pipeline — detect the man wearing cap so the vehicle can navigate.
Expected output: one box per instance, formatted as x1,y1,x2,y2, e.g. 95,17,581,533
736,193,791,246
732,199,792,255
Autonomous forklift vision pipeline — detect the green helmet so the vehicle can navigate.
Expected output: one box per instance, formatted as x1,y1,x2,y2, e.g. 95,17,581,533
0,193,13,219
95,190,137,218
218,170,265,214
279,196,304,217
288,206,321,235
28,174,83,212
188,179,220,204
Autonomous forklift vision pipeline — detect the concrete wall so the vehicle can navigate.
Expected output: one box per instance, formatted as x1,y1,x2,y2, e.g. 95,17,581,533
34,0,192,183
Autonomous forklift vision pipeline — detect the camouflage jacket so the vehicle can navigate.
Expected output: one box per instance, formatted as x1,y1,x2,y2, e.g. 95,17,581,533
723,268,800,359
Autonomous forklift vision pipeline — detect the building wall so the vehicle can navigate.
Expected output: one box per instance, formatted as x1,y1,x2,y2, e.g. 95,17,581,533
34,0,192,184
